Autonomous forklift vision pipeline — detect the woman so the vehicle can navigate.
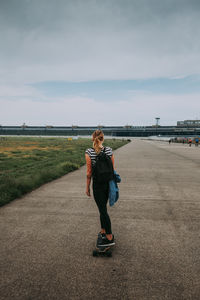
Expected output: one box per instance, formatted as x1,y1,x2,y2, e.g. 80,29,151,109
85,129,115,247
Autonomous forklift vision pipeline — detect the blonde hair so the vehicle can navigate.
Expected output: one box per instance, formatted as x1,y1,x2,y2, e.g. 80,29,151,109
92,130,104,154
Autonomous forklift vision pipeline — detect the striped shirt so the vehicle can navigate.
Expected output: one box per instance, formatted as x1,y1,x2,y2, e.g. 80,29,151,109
85,147,114,178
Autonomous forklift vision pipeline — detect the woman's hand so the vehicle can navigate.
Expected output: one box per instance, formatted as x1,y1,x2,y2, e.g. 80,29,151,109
86,186,91,197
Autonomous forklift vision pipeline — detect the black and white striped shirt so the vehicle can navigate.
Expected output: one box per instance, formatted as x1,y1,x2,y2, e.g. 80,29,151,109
85,146,113,167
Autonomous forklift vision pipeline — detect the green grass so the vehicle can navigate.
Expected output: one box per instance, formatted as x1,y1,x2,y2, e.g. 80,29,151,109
0,137,129,206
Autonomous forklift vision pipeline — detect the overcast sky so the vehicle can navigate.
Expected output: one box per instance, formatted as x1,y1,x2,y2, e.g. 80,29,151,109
0,0,200,126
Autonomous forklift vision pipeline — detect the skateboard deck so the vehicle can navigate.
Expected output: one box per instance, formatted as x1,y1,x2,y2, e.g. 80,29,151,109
92,234,114,257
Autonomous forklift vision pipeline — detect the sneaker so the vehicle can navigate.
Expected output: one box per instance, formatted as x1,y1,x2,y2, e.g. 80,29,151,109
97,236,115,247
98,232,106,239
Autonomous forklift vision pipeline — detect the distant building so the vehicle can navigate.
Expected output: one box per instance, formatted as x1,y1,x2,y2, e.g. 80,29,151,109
177,120,200,127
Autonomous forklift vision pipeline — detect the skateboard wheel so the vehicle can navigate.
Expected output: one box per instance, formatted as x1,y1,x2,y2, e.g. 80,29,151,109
107,252,112,257
93,250,98,257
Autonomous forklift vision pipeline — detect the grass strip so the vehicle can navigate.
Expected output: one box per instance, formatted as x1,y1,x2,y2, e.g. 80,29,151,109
0,137,129,206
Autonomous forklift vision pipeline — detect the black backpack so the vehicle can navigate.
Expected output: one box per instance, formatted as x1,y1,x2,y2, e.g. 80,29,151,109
93,147,114,183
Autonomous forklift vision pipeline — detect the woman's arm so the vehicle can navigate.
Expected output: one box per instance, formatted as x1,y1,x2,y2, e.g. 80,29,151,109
85,154,92,197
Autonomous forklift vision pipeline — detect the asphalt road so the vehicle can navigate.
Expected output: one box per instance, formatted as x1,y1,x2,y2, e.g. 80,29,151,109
1,140,200,300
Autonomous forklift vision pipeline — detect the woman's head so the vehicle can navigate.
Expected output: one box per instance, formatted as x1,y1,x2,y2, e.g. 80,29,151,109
92,129,104,153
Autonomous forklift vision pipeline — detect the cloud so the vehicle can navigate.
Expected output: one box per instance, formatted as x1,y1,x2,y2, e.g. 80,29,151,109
0,0,200,84
1,92,200,126
1,0,200,126
0,84,42,98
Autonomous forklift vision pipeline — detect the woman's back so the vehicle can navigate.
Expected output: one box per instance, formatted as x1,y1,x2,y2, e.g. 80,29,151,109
85,146,113,167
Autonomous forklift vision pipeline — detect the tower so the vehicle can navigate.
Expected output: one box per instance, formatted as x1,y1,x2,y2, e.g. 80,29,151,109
155,117,160,127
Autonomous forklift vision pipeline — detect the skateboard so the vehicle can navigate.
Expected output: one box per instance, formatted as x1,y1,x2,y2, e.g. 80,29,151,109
92,234,114,257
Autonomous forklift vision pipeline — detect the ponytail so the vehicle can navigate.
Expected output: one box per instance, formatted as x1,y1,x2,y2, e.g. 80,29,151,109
92,130,104,154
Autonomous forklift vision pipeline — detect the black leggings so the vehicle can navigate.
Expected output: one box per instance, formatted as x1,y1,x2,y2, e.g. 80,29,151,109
93,180,112,234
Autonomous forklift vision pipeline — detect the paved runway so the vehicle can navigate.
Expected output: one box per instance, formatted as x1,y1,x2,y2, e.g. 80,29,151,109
1,140,200,300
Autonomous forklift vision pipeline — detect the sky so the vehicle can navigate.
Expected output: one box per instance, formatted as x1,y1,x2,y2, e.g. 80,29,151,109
0,0,200,126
